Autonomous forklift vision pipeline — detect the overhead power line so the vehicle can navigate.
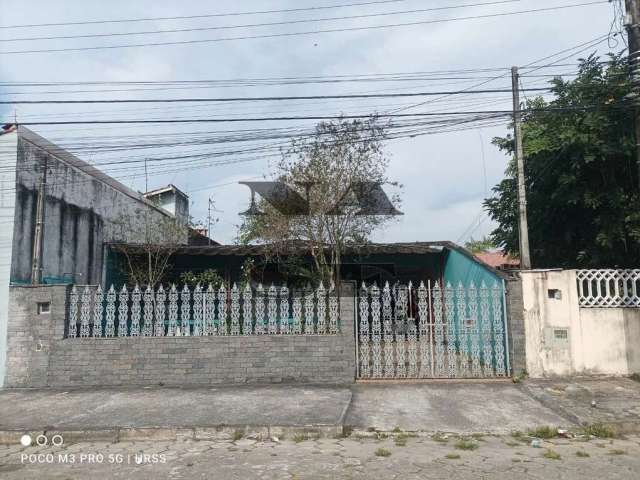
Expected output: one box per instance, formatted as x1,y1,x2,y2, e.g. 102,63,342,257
0,87,553,104
0,0,410,29
0,1,609,54
1,0,526,43
6,105,631,126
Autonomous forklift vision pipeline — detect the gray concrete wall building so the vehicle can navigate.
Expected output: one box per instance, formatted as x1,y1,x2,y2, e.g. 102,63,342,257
0,126,189,385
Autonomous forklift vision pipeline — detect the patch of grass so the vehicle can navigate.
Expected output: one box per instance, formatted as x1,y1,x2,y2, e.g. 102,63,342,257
232,430,244,441
512,371,528,383
609,449,627,455
454,439,478,451
543,449,561,460
394,434,409,447
392,426,402,433
293,433,309,443
432,433,449,443
471,433,486,441
511,458,522,463
576,450,590,458
582,423,617,439
444,453,461,460
528,426,557,439
505,441,520,447
374,448,391,457
376,432,389,440
367,427,377,432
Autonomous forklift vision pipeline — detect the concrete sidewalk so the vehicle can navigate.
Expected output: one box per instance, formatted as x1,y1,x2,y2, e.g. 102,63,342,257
1,378,639,444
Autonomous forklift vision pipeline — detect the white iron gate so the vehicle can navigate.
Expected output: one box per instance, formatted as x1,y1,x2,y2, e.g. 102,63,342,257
356,281,509,379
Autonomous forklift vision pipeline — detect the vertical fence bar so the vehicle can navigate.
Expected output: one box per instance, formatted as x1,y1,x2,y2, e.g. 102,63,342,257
130,285,141,337
105,286,116,337
92,285,103,338
155,285,166,337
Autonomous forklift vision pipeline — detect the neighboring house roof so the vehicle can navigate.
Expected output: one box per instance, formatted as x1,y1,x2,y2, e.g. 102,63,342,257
475,250,520,269
188,228,220,247
144,183,189,200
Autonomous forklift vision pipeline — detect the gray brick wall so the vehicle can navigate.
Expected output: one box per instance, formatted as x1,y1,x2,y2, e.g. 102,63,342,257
505,273,526,376
5,283,356,387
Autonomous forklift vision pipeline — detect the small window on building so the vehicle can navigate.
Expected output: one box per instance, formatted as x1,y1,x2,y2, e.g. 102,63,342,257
548,289,562,300
553,329,568,340
37,302,50,315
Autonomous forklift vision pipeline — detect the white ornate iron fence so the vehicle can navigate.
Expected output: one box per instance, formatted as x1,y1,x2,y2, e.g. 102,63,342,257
576,269,640,308
66,283,340,338
357,281,509,379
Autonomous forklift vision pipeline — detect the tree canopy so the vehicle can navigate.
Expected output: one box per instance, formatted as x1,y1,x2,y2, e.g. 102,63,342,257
239,116,401,283
484,54,639,268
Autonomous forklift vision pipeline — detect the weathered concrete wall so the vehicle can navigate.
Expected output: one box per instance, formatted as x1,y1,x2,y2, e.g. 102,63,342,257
10,128,183,286
0,130,19,387
505,274,526,376
520,270,640,377
4,284,357,387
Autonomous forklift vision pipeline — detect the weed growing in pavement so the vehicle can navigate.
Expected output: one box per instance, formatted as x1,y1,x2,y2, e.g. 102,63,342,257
582,423,617,438
527,426,557,439
394,434,409,447
392,426,402,433
445,453,461,459
576,451,590,458
505,441,520,447
374,448,391,457
232,430,244,441
432,433,449,443
454,439,478,451
293,434,309,443
543,449,561,460
609,449,627,455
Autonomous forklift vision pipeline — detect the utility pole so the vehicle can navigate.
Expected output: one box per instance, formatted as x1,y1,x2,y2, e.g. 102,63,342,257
511,66,532,270
625,0,640,188
207,198,213,246
31,156,47,284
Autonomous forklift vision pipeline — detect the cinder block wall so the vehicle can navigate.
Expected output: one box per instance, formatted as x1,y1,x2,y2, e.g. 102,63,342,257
5,284,356,387
505,273,526,376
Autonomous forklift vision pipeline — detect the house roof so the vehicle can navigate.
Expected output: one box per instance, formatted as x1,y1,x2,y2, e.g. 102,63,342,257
108,241,448,256
144,183,189,200
475,250,520,269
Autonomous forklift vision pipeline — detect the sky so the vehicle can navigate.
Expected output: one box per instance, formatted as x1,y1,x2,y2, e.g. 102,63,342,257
0,0,622,245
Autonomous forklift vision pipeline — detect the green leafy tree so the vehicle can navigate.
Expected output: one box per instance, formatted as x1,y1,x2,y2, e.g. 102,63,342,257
464,236,497,254
239,116,402,284
485,54,639,268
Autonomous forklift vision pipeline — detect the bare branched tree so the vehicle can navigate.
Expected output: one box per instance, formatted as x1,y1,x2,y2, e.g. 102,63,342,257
113,207,188,287
239,116,402,285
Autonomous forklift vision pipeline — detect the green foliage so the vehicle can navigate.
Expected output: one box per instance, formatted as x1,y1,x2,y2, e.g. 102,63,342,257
485,54,639,267
179,269,224,287
528,426,558,439
582,423,617,438
454,439,479,450
464,236,497,253
374,448,391,457
543,449,561,460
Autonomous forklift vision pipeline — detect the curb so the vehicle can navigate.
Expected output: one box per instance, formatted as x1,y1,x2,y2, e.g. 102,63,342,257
0,424,344,446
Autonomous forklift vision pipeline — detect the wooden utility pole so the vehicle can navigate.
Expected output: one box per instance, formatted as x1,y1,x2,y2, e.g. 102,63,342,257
31,156,47,284
511,66,531,270
626,0,640,188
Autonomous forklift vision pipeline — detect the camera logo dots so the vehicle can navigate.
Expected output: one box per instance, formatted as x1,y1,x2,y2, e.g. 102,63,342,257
19,434,63,447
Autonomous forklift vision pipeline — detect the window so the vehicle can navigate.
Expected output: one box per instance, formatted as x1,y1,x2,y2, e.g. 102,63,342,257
37,302,50,315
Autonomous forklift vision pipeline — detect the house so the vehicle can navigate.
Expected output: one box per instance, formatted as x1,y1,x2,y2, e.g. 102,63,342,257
104,240,506,289
0,124,192,382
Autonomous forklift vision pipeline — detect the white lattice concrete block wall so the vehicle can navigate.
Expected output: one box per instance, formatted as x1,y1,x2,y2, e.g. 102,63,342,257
4,283,357,387
520,270,640,377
